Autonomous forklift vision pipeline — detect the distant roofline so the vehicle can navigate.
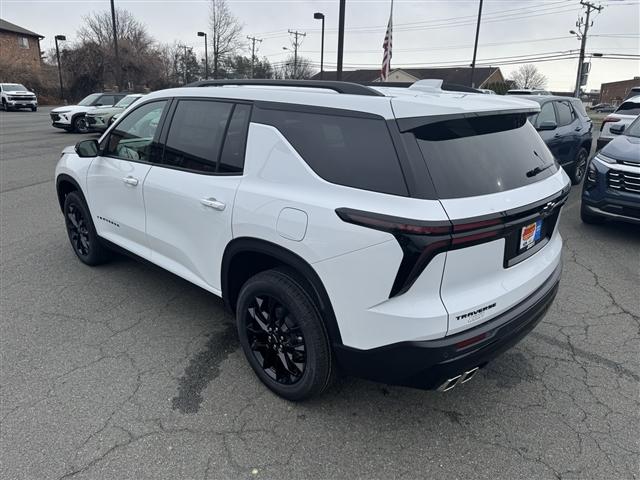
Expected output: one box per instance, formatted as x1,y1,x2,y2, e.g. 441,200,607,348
0,18,44,39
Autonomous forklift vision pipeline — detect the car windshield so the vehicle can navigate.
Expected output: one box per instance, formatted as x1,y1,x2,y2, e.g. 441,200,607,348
625,117,640,137
78,94,101,106
615,101,640,116
115,95,140,108
3,84,27,91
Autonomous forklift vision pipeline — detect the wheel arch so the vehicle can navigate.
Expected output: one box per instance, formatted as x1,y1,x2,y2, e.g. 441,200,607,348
221,237,343,346
56,173,87,212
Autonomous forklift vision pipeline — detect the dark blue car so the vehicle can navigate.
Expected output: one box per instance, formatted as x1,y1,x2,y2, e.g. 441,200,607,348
581,115,640,225
517,95,593,185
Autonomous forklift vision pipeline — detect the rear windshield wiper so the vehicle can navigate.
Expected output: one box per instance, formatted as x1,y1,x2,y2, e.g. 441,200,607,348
526,163,554,178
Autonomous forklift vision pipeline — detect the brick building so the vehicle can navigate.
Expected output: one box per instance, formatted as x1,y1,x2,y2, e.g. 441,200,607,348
600,78,640,105
0,19,44,72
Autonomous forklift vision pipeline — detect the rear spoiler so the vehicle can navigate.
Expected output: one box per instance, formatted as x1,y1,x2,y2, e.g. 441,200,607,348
396,108,541,132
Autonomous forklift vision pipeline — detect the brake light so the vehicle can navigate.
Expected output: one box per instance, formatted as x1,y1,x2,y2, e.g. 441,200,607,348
335,208,450,235
601,116,620,131
455,332,488,350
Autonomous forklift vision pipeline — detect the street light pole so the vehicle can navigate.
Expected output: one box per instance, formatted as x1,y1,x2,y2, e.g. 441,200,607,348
197,32,208,79
54,35,66,102
470,0,483,88
314,12,325,80
110,0,121,90
337,0,345,80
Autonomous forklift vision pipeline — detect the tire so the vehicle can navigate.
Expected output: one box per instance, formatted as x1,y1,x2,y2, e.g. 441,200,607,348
31,106,37,112
63,191,112,265
571,147,589,185
236,268,334,401
580,204,605,224
72,115,89,133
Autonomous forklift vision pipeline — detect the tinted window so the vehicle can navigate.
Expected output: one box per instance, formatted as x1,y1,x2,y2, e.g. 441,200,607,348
535,102,556,126
413,114,558,199
78,94,101,106
219,104,251,173
104,100,167,162
570,99,588,118
616,101,640,115
555,100,575,126
98,95,115,106
257,109,408,196
163,100,233,173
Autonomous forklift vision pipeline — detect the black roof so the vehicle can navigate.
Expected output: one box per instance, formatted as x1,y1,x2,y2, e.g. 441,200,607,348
0,19,43,39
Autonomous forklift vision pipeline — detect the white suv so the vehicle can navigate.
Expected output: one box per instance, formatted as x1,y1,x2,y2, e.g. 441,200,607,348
598,96,640,150
0,83,38,111
55,80,569,400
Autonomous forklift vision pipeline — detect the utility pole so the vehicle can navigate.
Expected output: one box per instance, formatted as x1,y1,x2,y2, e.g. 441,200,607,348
337,0,346,80
54,35,66,103
247,36,263,78
288,30,306,79
110,0,120,90
470,0,484,88
573,1,603,98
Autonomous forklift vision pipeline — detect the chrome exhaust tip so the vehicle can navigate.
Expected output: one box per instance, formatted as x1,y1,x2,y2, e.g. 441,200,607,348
437,374,462,392
459,367,479,384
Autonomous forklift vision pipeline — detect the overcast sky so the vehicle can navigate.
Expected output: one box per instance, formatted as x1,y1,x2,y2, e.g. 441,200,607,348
3,0,639,91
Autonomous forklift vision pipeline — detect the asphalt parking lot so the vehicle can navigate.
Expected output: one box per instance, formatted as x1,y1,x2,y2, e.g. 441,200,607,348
1,106,639,480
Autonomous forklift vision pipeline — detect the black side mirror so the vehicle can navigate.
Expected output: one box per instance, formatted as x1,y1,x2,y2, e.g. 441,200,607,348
610,123,625,135
537,120,557,131
75,139,99,158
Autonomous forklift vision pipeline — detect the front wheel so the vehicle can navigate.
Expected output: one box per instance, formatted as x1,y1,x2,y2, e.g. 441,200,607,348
236,269,334,401
63,191,112,265
72,115,89,133
31,106,37,112
571,147,589,185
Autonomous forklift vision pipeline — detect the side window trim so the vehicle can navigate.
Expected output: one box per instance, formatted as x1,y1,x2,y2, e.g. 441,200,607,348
100,99,170,164
156,97,251,176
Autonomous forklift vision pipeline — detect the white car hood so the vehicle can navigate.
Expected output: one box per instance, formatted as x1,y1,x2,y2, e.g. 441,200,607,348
4,90,35,95
51,105,97,114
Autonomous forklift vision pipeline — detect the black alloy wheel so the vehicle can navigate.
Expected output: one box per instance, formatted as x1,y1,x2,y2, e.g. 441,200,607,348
245,294,306,385
65,202,91,258
73,115,89,133
63,191,111,265
572,148,589,185
236,269,333,401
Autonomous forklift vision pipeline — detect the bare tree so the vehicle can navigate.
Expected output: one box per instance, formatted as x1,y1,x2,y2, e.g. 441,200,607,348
511,64,547,90
277,55,316,80
209,0,243,78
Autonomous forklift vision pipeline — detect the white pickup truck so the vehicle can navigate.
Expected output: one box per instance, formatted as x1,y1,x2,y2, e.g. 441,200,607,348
0,83,38,111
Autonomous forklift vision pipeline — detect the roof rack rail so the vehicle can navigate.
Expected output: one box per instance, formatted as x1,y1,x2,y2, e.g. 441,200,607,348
186,79,385,97
363,81,481,94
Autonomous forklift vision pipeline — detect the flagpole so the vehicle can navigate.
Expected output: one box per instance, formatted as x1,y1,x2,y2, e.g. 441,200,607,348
381,0,393,82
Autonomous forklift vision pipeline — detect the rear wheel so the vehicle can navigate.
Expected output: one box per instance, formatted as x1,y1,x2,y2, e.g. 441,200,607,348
63,191,112,265
580,204,605,224
571,147,589,185
236,269,333,401
73,115,89,133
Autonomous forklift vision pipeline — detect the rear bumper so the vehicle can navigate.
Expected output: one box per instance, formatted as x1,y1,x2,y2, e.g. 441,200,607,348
334,261,561,390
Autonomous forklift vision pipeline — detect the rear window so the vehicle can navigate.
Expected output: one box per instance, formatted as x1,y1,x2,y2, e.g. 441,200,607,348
256,108,408,196
412,114,558,199
615,101,640,116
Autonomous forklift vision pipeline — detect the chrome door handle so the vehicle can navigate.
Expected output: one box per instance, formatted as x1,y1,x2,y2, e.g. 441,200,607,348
122,176,139,186
200,197,226,211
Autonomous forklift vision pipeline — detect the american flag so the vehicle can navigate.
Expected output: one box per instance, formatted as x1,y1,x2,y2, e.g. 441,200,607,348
381,0,393,81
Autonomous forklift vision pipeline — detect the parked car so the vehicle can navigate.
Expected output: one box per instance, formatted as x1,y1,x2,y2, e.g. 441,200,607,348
55,79,569,400
517,95,592,184
85,94,145,132
590,103,615,113
623,86,640,101
581,115,640,225
598,96,640,150
0,83,37,111
506,89,552,96
50,92,127,133
478,88,496,95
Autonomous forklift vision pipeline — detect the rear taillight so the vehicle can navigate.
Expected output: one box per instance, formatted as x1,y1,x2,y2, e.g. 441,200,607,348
336,208,505,297
601,116,620,131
